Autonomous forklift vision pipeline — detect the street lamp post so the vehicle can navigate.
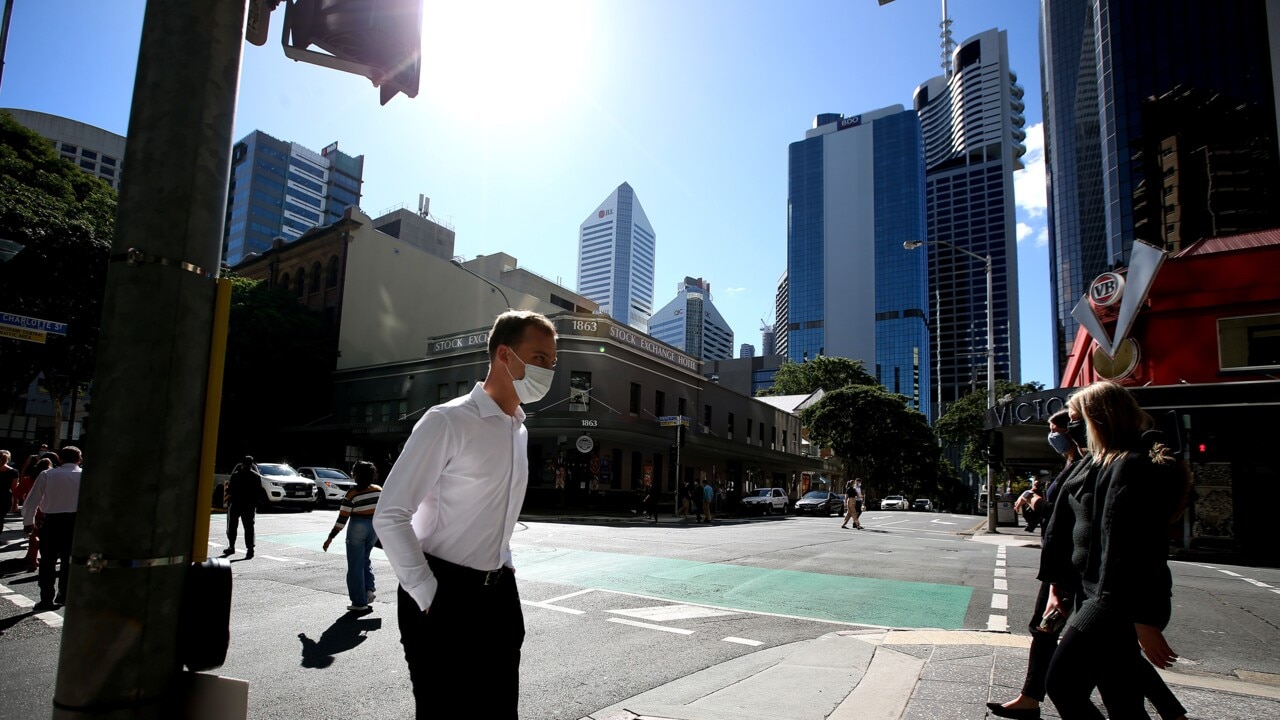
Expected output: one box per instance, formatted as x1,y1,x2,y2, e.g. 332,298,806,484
451,257,512,309
904,239,998,534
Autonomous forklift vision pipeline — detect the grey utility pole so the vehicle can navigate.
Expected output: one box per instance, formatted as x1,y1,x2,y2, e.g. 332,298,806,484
54,2,247,718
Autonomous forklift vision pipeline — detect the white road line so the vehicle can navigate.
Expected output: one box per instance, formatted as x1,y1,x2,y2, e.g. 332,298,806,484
36,611,63,628
541,588,595,605
994,579,1008,591
723,637,764,647
996,559,1006,567
1219,570,1242,577
609,605,738,622
1243,579,1274,588
994,568,1006,577
992,594,1008,610
256,554,308,564
207,541,224,548
7,593,34,608
1271,589,1280,595
987,614,1008,632
607,618,695,635
0,583,12,594
521,601,585,615
594,588,896,630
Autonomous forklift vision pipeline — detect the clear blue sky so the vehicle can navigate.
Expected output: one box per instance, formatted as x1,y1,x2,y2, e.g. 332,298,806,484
0,0,1053,387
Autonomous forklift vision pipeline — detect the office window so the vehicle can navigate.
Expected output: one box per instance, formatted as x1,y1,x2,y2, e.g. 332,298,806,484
569,371,591,412
326,255,339,289
728,412,735,439
655,390,665,417
350,403,361,423
629,383,640,414
456,381,469,397
746,418,753,444
382,402,393,422
759,423,764,445
309,262,322,293
1219,314,1280,370
677,398,686,418
437,383,450,404
771,426,777,450
783,429,788,452
704,404,712,429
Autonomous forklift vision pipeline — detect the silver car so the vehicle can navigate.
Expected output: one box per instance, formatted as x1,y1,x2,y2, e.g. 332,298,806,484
880,495,909,511
298,466,357,508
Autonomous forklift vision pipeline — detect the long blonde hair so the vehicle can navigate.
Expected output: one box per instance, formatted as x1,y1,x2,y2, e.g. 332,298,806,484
1067,381,1153,467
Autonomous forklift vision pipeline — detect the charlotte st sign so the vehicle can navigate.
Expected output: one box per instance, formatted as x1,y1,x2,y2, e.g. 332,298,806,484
0,312,68,345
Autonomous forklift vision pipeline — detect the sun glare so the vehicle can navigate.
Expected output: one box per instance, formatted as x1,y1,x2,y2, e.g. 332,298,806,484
423,1,596,125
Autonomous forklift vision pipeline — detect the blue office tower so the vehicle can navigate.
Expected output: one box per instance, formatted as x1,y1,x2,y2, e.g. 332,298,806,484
786,106,931,417
223,131,364,266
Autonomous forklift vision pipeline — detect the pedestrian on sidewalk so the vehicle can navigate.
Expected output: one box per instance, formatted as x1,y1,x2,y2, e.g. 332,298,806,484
642,481,658,523
1040,382,1188,720
690,480,703,522
323,461,382,611
701,477,714,523
20,456,53,571
22,446,81,609
374,310,557,720
1014,476,1047,533
678,479,690,518
222,456,261,559
1,450,17,518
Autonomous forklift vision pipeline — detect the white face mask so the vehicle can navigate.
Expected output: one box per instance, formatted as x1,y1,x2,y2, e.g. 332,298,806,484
505,347,554,404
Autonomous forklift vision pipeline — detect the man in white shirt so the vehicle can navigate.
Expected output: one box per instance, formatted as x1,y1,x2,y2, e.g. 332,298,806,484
374,310,557,719
23,445,83,609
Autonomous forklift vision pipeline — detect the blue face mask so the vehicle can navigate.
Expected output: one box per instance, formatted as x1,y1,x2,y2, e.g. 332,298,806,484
1048,431,1073,455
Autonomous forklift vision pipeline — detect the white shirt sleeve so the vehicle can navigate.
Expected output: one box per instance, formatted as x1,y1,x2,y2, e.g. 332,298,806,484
373,408,455,612
22,471,47,527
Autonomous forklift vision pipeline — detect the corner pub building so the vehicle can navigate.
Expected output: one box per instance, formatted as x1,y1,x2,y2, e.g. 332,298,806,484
332,313,828,510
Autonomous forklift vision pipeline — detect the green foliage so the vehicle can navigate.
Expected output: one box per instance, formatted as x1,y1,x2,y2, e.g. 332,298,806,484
934,380,1045,475
215,277,337,467
756,356,877,396
0,111,116,415
801,385,942,501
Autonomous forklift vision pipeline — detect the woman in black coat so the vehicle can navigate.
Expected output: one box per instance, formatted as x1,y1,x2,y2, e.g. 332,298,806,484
1041,382,1187,719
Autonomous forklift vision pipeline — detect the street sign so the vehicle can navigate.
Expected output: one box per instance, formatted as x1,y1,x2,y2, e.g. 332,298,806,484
0,325,46,344
658,415,691,427
0,312,67,336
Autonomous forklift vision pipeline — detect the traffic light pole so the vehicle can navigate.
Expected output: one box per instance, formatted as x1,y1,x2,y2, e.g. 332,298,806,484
53,2,247,718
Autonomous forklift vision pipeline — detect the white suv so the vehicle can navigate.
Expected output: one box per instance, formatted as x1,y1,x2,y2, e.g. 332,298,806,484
741,488,788,515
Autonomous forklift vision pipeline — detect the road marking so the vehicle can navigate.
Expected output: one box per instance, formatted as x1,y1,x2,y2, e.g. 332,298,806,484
994,579,1008,591
541,588,595,604
36,611,63,628
996,559,1006,567
7,593,34,608
596,588,897,630
1219,570,1242,577
723,637,763,647
987,614,1008,631
992,594,1008,610
1243,579,1273,588
1271,589,1280,595
609,605,739,622
0,583,12,594
930,519,957,525
207,541,224,548
607,618,695,635
521,600,585,615
257,554,307,564
994,568,1006,577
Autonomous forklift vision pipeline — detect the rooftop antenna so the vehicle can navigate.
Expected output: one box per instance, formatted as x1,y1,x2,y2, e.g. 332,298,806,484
941,0,956,79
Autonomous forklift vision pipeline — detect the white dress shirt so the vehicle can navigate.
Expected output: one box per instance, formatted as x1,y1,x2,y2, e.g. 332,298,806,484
373,383,529,612
23,464,83,525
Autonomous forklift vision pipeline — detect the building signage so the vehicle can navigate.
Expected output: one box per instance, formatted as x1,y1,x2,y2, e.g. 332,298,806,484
427,330,490,357
985,389,1073,429
0,312,67,336
597,208,614,219
1089,272,1125,307
575,434,595,453
657,415,690,427
837,115,863,130
0,325,46,344
554,316,702,373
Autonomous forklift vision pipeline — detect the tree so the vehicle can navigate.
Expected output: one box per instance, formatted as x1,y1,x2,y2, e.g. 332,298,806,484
934,380,1045,476
0,111,116,442
215,276,337,468
757,356,877,396
802,385,942,501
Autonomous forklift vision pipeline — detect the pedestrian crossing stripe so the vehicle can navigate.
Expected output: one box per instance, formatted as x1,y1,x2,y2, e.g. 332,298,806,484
609,605,739,622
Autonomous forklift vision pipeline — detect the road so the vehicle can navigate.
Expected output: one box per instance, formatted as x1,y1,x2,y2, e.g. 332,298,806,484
1,507,1277,719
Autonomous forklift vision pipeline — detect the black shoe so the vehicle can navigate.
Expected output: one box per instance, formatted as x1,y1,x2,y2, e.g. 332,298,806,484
986,702,1041,719
245,550,254,559
33,600,56,611
221,548,235,557
53,595,66,606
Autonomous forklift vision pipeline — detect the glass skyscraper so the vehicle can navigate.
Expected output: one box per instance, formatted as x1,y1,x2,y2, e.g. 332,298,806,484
649,277,735,361
786,106,932,417
1041,0,1280,380
223,131,364,266
915,28,1023,415
576,182,656,333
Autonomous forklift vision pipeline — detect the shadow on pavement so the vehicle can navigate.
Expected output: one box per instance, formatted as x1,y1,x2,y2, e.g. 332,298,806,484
298,613,383,669
0,610,35,635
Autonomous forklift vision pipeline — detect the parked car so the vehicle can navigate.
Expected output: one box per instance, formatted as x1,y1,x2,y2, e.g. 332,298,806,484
298,466,356,508
214,462,316,511
880,495,909,511
793,491,844,516
913,498,934,512
740,487,789,515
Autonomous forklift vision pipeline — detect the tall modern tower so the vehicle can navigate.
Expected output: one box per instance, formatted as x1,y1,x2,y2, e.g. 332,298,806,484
786,107,932,416
648,277,735,361
739,344,755,359
1041,0,1280,380
774,271,789,357
576,182,656,332
915,28,1023,415
223,131,364,266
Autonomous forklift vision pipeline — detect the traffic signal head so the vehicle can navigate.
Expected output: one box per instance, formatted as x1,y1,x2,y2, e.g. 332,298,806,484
282,0,422,105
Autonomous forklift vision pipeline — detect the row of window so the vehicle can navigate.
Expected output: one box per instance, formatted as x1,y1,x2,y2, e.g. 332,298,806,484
277,255,340,296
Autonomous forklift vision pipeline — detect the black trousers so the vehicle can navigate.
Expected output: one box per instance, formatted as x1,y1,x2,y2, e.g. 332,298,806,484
1022,581,1059,702
1047,621,1157,719
398,555,524,719
38,512,75,604
226,502,255,551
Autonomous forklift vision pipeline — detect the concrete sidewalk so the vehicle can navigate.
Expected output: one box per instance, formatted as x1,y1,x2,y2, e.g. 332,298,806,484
583,628,1280,720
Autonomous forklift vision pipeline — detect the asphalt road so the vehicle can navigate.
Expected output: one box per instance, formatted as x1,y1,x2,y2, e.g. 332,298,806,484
1,507,1277,719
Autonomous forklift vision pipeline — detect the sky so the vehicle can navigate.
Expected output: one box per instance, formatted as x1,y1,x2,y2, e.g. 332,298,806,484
0,0,1054,387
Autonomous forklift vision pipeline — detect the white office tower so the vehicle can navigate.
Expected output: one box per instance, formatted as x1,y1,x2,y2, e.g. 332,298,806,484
576,182,656,332
649,277,735,361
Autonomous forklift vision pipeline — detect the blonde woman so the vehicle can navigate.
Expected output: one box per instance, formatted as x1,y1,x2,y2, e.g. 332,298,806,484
1041,382,1187,719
